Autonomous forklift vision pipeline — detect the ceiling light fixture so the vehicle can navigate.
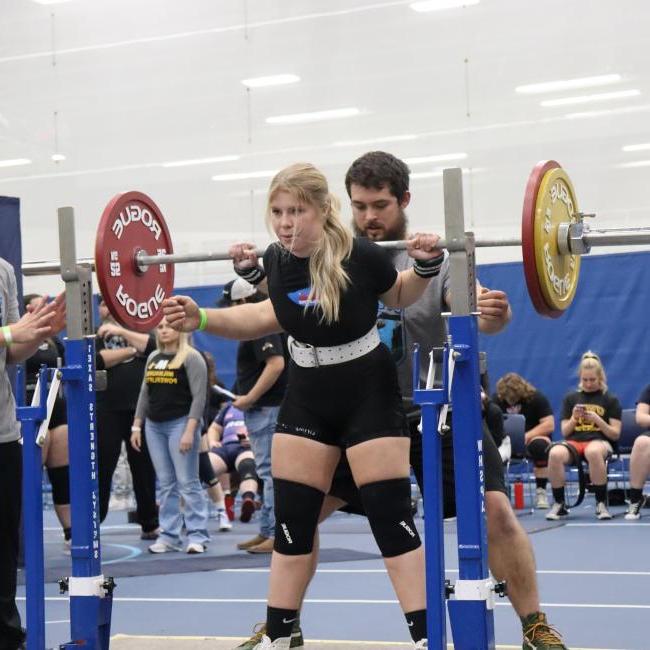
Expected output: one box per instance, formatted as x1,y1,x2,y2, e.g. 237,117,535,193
162,155,240,168
564,103,650,120
410,0,480,12
622,143,650,152
51,153,66,162
333,134,417,147
515,74,622,95
241,74,300,88
616,160,650,169
212,170,277,182
0,158,32,168
404,152,467,164
541,89,640,108
266,107,361,125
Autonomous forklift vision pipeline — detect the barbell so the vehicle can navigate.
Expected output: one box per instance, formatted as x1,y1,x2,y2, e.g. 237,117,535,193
22,160,650,332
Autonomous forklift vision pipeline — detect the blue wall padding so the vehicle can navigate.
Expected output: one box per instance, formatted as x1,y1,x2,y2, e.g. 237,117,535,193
478,250,650,436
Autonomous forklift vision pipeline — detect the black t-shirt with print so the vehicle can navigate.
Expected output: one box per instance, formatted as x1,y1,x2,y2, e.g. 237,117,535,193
142,351,193,422
493,390,553,433
561,389,622,442
236,334,288,407
638,384,650,405
263,238,398,347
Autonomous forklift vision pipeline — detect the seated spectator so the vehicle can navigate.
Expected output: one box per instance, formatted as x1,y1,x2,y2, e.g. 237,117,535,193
207,403,259,525
547,352,622,521
494,373,554,508
625,384,650,519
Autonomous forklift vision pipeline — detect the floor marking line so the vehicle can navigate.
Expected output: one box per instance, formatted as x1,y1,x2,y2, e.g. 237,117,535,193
566,522,650,527
109,635,627,650
220,568,650,577
20,596,650,609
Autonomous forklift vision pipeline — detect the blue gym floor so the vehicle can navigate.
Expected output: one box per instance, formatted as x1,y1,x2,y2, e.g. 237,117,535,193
19,503,647,649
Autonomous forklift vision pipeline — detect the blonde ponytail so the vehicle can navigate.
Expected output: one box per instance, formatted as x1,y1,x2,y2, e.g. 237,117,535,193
577,351,608,391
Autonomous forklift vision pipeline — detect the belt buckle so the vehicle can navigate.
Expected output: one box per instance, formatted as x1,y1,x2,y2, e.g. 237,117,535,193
307,344,320,367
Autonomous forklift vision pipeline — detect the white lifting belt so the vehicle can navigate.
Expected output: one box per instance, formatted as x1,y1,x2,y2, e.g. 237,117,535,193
287,326,380,368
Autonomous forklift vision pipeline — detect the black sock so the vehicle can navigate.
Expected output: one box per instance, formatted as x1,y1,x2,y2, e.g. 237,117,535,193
629,488,643,504
267,606,299,641
405,609,427,643
552,487,565,505
241,491,256,501
536,478,548,490
63,527,72,541
594,484,607,504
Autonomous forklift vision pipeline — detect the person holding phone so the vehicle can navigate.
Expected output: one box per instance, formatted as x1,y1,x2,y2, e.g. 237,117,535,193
547,352,622,521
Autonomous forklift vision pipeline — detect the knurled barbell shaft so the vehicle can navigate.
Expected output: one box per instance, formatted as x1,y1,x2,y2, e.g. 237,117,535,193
20,228,650,277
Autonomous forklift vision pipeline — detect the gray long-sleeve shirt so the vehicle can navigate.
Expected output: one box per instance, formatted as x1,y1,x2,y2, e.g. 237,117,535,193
0,258,21,443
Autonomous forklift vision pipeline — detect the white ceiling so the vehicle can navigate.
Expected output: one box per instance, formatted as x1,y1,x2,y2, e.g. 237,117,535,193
1,0,649,294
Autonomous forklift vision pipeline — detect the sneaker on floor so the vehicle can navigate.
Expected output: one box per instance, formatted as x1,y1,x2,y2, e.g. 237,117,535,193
186,542,206,554
522,612,567,649
234,622,304,650
545,502,569,521
247,537,274,554
225,493,236,521
237,534,268,551
251,636,291,650
218,509,233,532
595,502,612,520
240,497,256,523
148,540,182,554
624,496,646,520
140,528,160,541
413,641,428,649
535,487,550,509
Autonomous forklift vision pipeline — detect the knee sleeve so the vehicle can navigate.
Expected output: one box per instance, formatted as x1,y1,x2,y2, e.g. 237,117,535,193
359,477,422,558
199,451,218,487
47,465,70,505
273,478,324,555
527,437,551,462
236,457,257,483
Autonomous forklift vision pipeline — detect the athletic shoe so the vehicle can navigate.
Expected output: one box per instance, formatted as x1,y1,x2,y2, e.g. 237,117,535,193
521,612,567,649
241,635,291,650
247,537,274,554
624,496,646,520
186,542,206,554
413,641,428,649
237,534,268,551
148,540,182,554
234,622,304,649
225,493,236,521
240,497,256,523
218,509,233,532
595,502,612,520
535,488,550,509
545,502,569,521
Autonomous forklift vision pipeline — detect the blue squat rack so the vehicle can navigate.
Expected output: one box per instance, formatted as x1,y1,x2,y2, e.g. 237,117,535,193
414,168,504,649
17,207,114,649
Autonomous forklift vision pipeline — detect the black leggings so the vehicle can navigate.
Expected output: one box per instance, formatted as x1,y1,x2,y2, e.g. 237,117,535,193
97,409,158,532
0,441,24,648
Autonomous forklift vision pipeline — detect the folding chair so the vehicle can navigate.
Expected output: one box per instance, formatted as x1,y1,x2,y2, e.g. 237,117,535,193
504,414,534,512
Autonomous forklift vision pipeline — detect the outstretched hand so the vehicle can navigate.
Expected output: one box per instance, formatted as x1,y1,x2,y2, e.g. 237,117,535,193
405,233,443,261
477,287,510,322
12,293,66,343
162,296,200,332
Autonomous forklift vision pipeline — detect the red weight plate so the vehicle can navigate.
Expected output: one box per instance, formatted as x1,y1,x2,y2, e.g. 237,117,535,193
521,160,563,318
95,191,174,333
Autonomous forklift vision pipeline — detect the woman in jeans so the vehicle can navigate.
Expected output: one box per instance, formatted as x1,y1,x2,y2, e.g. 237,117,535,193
131,319,209,553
